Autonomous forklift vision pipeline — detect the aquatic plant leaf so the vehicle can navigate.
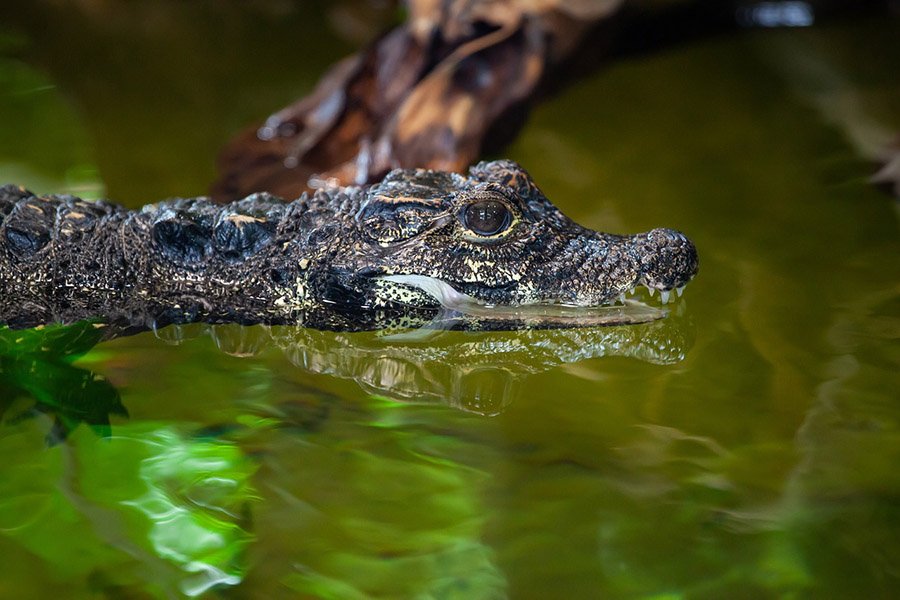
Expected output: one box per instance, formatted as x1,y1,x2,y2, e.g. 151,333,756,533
1,322,123,442
0,321,107,359
1,356,126,442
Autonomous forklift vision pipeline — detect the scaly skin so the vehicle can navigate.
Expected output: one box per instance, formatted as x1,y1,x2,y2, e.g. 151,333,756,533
0,160,698,332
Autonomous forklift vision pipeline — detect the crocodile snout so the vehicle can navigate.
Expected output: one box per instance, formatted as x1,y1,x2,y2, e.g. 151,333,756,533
632,228,699,292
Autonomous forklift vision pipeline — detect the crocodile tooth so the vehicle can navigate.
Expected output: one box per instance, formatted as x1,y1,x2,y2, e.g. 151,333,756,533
676,286,685,297
660,290,670,304
618,293,626,304
647,287,655,296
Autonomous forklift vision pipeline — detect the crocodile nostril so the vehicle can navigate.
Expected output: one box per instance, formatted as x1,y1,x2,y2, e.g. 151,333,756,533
648,227,688,246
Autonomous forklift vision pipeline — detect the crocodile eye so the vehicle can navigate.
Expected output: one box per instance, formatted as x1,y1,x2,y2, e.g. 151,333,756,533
463,200,511,236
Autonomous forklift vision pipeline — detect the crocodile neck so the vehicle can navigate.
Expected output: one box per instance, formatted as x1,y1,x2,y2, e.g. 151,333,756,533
0,185,379,331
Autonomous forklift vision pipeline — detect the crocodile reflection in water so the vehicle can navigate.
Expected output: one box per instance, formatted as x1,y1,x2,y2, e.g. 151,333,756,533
0,160,698,331
267,309,694,415
162,310,694,415
1,307,693,434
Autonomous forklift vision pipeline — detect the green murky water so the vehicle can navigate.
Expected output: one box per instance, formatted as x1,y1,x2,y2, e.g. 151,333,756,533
2,4,899,598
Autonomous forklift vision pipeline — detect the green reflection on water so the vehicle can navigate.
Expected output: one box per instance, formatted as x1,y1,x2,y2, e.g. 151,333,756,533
1,3,899,599
118,428,257,596
0,421,257,598
267,403,507,599
1,326,258,597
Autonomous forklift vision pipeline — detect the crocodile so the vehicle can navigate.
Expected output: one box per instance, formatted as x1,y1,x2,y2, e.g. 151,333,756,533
0,160,698,333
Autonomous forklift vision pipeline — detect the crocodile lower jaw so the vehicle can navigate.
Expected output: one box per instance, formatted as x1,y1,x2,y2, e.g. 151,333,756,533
381,274,690,309
378,274,686,326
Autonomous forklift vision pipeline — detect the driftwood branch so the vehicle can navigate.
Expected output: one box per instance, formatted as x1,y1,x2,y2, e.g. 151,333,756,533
212,0,624,200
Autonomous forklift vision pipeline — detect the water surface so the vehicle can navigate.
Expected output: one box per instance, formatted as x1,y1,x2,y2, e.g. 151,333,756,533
1,4,898,598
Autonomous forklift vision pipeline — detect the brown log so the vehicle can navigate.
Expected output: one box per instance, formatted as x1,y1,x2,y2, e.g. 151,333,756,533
212,0,624,201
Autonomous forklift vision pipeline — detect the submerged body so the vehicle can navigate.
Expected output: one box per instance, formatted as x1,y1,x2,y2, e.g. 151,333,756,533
0,160,698,332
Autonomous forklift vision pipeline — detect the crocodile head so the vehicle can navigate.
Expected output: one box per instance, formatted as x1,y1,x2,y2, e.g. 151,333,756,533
332,160,698,321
